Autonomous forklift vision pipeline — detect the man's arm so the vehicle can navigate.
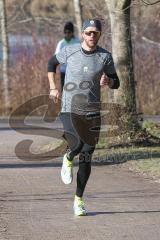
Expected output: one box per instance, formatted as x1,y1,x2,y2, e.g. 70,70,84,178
106,73,120,89
48,55,61,102
48,46,67,102
103,54,120,89
100,73,120,89
54,40,62,54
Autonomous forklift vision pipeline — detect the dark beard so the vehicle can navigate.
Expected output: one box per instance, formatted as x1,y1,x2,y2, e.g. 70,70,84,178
86,39,98,49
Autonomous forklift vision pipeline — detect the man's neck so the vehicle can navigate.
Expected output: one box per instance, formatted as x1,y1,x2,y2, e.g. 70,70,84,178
81,41,97,52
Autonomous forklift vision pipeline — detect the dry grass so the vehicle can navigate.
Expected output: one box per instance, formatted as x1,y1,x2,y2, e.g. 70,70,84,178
0,33,59,116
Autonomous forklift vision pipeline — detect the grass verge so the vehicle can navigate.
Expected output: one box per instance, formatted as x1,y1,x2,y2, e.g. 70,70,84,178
127,158,160,181
39,121,160,180
95,120,160,181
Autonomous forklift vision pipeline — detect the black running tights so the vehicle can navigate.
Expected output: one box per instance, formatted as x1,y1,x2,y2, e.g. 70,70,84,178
60,112,100,197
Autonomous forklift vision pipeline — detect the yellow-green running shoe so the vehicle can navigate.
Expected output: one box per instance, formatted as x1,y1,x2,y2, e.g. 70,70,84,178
61,153,73,184
73,195,87,216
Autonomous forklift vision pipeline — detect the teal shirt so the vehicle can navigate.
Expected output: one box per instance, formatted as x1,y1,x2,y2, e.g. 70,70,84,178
55,37,80,73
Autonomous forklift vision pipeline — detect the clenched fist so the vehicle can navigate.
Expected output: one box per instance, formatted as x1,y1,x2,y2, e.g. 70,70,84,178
49,89,61,103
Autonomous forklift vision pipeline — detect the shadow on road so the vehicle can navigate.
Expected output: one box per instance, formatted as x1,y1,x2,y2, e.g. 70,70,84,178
0,148,160,168
87,209,160,216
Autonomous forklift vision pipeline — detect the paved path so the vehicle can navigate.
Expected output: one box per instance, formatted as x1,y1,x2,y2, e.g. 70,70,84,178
0,159,160,240
0,118,160,240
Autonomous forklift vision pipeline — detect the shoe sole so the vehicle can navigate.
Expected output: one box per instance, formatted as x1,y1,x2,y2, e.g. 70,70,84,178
73,207,87,216
74,212,87,216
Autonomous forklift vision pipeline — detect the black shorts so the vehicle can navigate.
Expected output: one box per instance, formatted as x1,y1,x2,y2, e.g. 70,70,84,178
60,112,101,150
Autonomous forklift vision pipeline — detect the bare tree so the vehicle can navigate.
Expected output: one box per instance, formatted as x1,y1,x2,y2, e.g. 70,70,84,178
105,0,138,134
0,0,10,112
73,0,83,38
141,0,160,5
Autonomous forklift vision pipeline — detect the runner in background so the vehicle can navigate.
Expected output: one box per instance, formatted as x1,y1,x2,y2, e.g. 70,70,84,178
55,21,80,91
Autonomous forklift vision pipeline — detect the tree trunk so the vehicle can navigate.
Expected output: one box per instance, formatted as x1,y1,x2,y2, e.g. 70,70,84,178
105,0,139,134
73,0,83,38
0,0,10,113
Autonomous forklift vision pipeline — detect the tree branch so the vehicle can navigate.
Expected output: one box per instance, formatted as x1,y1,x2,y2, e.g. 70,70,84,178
142,36,160,47
141,0,160,5
7,6,21,23
105,1,146,14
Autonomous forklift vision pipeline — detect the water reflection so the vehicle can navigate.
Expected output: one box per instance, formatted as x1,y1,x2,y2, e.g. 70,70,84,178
0,34,49,64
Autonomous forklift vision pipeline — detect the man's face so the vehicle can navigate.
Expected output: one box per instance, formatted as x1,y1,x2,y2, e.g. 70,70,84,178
82,27,101,48
64,30,74,41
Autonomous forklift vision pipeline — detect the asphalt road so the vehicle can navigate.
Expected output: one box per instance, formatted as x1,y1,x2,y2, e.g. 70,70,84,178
0,117,160,240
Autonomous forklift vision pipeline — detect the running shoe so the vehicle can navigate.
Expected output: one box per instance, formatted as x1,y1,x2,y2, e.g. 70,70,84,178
73,195,87,216
61,153,73,184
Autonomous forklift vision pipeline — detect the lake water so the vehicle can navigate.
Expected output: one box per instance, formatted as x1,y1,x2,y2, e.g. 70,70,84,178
0,34,49,63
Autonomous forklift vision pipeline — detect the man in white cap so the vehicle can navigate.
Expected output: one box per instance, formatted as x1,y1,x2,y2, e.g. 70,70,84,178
48,19,120,216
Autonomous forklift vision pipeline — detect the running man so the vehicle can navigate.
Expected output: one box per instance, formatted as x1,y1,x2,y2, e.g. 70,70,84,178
55,21,80,91
48,19,120,216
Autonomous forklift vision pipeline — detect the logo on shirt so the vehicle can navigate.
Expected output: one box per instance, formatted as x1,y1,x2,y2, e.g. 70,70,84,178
83,66,88,72
90,20,94,25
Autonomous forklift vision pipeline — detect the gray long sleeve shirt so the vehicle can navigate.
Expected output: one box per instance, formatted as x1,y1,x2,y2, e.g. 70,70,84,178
48,43,119,115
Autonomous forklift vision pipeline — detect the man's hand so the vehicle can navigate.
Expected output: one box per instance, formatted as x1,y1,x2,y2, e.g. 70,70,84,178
49,89,61,103
100,73,110,87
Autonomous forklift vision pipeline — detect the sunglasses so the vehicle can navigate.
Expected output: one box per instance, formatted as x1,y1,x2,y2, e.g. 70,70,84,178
84,31,101,37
